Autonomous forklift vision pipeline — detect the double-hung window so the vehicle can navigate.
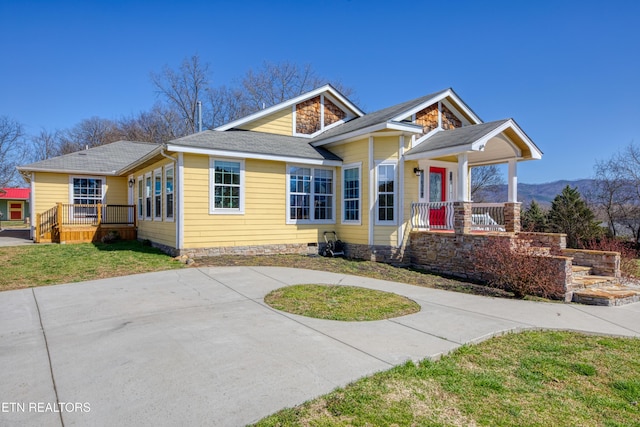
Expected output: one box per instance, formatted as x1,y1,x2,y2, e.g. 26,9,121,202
287,166,334,223
210,158,244,214
70,176,104,218
342,164,361,224
153,169,162,220
376,162,396,224
165,166,174,220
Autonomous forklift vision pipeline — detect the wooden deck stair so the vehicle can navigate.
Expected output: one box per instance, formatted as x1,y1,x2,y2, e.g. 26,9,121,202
571,265,640,306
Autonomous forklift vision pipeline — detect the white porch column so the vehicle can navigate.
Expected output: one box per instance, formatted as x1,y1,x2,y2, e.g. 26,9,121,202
508,158,518,203
456,153,469,202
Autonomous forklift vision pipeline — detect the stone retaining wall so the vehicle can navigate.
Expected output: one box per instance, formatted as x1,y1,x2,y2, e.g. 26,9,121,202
344,243,407,264
562,248,621,277
178,243,315,258
409,231,573,300
517,232,566,253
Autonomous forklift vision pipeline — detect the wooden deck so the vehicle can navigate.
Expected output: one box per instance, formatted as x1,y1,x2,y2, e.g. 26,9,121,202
36,203,137,244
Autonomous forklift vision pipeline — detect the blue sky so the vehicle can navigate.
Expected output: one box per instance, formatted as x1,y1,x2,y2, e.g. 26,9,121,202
1,0,639,183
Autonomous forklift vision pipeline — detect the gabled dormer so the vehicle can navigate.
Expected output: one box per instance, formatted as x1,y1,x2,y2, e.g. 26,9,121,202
215,84,363,137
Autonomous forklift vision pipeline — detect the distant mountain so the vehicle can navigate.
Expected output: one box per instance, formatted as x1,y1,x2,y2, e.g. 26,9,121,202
476,179,597,207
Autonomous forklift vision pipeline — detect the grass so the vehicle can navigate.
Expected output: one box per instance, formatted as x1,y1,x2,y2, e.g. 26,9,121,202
264,284,420,321
198,254,516,299
254,330,640,426
0,240,183,291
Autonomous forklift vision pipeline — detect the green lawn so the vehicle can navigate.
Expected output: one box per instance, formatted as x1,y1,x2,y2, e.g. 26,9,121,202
0,240,183,291
254,330,640,426
265,284,420,321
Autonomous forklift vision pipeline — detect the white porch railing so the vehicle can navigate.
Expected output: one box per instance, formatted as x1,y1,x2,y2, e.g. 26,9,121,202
411,201,455,230
471,203,505,232
410,202,506,231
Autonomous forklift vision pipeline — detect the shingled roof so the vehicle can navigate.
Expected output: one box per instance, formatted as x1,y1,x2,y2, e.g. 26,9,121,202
168,130,342,162
18,141,160,175
405,120,511,156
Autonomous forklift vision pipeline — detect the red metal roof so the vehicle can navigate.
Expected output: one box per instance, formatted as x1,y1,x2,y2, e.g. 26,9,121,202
0,188,30,200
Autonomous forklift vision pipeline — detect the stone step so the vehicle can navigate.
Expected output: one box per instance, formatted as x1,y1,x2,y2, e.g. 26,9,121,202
571,265,592,277
572,285,640,307
572,274,618,289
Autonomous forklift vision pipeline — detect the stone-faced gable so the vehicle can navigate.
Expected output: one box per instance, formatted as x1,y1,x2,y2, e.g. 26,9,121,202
296,96,321,134
295,95,348,135
415,104,462,133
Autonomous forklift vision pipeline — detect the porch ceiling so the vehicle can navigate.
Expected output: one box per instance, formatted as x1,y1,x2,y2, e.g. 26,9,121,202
404,119,542,164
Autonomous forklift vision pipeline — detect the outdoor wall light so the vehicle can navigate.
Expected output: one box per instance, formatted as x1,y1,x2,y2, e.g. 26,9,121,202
413,167,423,177
128,179,135,188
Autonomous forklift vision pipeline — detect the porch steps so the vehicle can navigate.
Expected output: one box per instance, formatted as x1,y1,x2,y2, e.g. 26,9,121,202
570,265,640,306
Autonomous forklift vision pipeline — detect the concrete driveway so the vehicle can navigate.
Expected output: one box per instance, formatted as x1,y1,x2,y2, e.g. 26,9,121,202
1,267,639,426
0,228,32,247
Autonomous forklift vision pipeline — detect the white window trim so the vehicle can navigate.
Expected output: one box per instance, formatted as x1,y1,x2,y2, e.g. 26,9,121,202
286,164,336,225
164,165,175,222
341,162,362,225
153,168,162,221
137,176,144,219
68,175,106,205
144,172,152,220
209,157,245,215
375,160,398,226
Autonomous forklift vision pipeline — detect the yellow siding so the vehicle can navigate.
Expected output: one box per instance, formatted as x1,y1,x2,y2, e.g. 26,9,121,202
33,173,128,215
33,173,68,215
105,177,128,204
373,135,400,160
182,154,322,249
133,157,177,248
329,138,369,245
374,226,397,246
236,108,293,136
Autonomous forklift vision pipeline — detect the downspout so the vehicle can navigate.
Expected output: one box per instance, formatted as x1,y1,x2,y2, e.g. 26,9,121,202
159,147,181,253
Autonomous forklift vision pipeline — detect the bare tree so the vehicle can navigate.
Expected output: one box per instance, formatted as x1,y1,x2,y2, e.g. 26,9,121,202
0,116,27,187
150,55,210,135
471,165,504,202
206,85,252,129
592,142,640,242
30,129,62,161
239,61,354,112
58,117,121,154
118,104,183,144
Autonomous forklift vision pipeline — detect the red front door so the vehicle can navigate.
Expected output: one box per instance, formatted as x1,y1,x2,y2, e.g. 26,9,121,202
9,202,23,220
429,167,446,226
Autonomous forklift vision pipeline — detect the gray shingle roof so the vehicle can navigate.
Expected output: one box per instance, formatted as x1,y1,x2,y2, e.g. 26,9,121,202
18,141,159,174
310,89,452,143
169,130,342,161
405,120,511,156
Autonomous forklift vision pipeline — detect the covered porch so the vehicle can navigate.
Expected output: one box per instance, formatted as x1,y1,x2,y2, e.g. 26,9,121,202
404,119,542,233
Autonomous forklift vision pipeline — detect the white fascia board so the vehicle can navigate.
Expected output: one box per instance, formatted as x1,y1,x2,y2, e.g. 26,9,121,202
166,144,342,166
311,121,422,147
508,119,543,159
390,89,483,125
404,145,473,161
116,146,165,175
413,128,444,147
215,85,364,131
16,167,119,176
469,122,521,157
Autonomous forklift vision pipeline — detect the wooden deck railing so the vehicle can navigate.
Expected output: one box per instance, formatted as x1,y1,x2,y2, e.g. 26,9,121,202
36,203,137,243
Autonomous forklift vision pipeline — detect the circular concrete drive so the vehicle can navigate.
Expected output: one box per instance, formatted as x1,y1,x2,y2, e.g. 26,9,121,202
0,228,32,246
1,267,639,426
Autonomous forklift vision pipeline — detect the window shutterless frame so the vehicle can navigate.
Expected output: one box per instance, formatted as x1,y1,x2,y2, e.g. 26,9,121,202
341,163,361,225
209,157,245,214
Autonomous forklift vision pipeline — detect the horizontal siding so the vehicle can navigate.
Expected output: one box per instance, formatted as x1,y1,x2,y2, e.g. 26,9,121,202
105,176,128,205
330,138,369,245
374,226,397,246
34,173,68,215
182,154,325,249
373,135,400,161
236,108,293,136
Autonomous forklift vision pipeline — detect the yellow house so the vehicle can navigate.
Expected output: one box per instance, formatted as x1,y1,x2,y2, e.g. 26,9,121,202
18,85,542,260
